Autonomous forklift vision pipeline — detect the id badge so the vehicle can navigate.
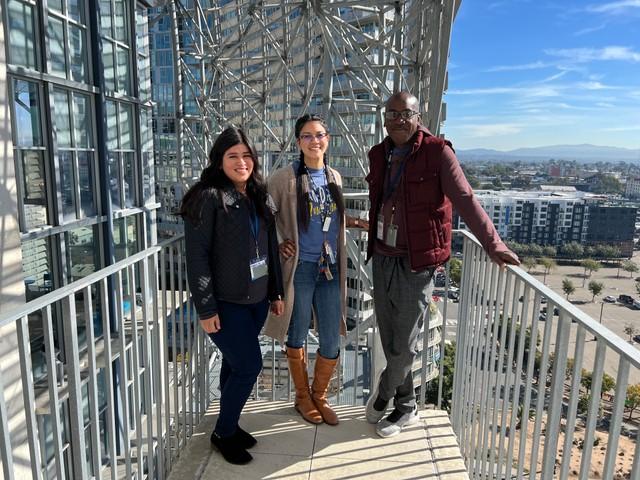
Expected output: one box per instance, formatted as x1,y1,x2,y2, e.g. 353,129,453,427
386,224,398,247
249,256,268,281
377,214,385,240
322,216,331,232
323,242,336,264
324,267,334,281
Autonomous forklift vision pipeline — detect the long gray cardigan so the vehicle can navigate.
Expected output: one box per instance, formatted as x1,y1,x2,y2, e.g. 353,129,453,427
263,164,348,346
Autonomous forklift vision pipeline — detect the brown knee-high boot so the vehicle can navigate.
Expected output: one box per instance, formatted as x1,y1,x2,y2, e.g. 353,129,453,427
287,347,323,424
312,353,339,425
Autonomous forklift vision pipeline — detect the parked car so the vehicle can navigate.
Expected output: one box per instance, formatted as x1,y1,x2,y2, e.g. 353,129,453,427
541,306,560,316
618,294,635,305
634,300,640,310
634,334,640,344
604,295,616,303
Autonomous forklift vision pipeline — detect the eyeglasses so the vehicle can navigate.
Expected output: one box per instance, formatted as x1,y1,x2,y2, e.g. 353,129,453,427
384,110,419,121
299,132,329,142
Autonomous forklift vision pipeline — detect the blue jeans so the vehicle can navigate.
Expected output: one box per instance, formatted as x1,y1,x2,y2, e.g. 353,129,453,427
287,260,341,359
209,298,268,437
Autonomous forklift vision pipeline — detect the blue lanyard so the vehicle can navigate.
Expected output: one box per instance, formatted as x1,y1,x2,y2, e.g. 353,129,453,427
382,149,408,205
248,205,260,257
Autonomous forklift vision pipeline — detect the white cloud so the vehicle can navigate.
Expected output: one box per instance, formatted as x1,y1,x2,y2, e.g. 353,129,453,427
576,81,619,90
587,1,640,14
486,61,550,72
546,46,640,63
463,123,523,137
573,24,606,36
602,125,640,131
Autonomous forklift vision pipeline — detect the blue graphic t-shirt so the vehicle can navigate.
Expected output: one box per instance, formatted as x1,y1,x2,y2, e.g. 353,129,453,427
297,165,339,263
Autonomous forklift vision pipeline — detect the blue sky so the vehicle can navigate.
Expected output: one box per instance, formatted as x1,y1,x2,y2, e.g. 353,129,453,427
444,0,640,150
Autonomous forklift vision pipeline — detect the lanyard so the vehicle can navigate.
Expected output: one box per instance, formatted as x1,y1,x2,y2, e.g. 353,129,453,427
305,165,334,222
382,148,408,205
248,204,260,258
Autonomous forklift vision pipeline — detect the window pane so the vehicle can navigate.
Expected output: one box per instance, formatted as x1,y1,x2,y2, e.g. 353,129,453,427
59,151,76,219
48,0,63,12
13,79,42,147
114,0,128,43
120,103,133,149
108,153,121,209
7,0,37,69
78,151,95,217
20,151,48,229
69,24,88,83
116,45,131,95
103,41,115,91
114,217,126,261
66,225,99,283
48,16,66,77
53,90,72,147
99,0,112,36
105,101,118,150
123,152,134,207
68,0,85,23
22,237,53,301
72,94,92,148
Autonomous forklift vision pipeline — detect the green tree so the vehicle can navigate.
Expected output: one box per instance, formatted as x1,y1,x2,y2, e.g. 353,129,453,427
624,323,636,342
623,260,639,278
577,394,591,415
588,280,604,302
449,258,462,286
580,259,601,287
425,342,456,411
542,245,557,257
539,257,556,285
522,257,537,273
626,384,640,420
636,281,640,296
562,278,575,300
528,244,543,257
580,370,613,398
596,244,621,260
561,242,584,260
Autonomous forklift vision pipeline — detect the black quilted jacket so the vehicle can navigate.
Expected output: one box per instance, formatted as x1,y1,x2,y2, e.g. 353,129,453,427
184,188,284,320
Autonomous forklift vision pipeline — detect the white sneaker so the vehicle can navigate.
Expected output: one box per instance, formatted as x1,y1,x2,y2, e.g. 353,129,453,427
365,389,389,424
375,407,420,438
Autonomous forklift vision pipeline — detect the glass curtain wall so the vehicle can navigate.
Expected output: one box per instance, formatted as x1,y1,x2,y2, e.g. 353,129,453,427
3,0,154,476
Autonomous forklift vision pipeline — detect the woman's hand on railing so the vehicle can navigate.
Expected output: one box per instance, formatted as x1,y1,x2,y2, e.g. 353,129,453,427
270,299,284,316
200,314,221,334
279,239,296,259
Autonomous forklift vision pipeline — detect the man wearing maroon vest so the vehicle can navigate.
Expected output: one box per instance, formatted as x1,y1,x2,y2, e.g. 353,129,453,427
364,91,520,437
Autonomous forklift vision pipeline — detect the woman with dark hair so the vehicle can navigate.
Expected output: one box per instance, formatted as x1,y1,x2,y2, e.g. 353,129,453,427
264,114,367,426
182,126,284,465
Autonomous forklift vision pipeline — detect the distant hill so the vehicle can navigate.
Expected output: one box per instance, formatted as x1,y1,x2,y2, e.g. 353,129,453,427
458,144,640,163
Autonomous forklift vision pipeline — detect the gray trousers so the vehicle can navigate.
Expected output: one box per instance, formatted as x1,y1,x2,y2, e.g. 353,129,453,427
372,254,434,413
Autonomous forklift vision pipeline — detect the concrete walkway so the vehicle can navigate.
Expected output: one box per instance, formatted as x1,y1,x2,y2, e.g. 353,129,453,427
167,401,468,480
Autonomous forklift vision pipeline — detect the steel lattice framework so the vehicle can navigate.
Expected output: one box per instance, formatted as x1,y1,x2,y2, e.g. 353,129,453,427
152,0,459,185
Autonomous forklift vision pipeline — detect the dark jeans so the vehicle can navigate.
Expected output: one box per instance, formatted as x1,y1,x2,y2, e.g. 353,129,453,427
209,298,268,437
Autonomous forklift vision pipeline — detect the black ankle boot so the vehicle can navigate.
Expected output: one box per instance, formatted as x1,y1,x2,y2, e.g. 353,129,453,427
210,431,253,465
232,426,257,449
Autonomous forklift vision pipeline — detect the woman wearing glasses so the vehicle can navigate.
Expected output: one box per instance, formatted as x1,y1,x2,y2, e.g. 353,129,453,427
264,114,367,425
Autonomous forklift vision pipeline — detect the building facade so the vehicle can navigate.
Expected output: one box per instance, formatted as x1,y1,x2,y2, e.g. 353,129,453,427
1,0,155,476
456,190,636,256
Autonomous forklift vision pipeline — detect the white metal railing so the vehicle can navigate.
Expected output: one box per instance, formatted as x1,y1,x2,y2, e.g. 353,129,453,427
451,230,640,480
0,235,211,480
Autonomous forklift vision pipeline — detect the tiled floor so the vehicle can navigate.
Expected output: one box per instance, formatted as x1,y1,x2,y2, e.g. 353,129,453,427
167,401,469,480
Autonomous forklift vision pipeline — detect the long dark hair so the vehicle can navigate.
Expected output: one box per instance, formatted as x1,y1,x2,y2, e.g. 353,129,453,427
179,126,272,224
294,114,345,230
